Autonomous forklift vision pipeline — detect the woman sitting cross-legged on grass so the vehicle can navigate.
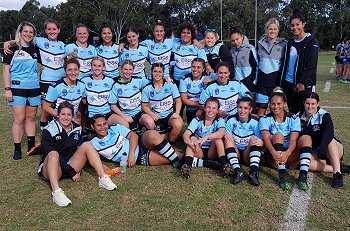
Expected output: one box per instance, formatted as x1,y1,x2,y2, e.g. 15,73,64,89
181,97,232,179
224,97,263,186
295,92,350,189
90,114,182,169
38,101,117,207
259,88,311,191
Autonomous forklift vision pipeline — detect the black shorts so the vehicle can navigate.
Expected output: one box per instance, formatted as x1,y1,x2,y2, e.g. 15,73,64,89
256,86,275,109
129,111,144,131
186,110,198,125
136,138,151,166
40,82,55,99
155,112,173,134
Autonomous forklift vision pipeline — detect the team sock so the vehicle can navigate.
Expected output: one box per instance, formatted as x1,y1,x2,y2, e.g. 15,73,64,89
249,145,262,171
156,139,179,163
299,146,312,172
14,142,21,152
226,147,240,170
192,157,203,167
219,155,229,166
27,136,35,152
273,143,286,172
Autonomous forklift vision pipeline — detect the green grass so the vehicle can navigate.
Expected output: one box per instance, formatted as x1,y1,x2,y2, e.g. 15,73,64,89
0,53,350,230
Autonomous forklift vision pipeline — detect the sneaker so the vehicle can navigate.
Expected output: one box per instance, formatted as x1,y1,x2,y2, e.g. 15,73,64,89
203,160,220,170
26,143,42,156
340,163,350,174
222,163,233,178
248,171,260,186
98,175,117,190
296,174,309,192
13,149,22,160
230,169,245,184
332,172,343,189
181,163,192,179
278,172,292,190
52,188,72,207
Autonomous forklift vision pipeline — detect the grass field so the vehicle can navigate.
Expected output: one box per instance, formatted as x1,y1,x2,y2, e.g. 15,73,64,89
0,53,349,231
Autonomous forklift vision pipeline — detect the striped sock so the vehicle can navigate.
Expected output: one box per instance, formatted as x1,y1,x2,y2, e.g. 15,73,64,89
192,157,203,167
299,146,312,172
156,139,179,163
249,145,262,172
226,147,240,170
273,143,286,173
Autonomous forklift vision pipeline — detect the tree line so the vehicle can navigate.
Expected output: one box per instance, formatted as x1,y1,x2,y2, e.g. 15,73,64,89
0,0,349,49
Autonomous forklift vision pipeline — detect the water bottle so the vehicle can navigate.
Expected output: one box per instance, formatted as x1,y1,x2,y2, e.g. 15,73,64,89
120,152,128,173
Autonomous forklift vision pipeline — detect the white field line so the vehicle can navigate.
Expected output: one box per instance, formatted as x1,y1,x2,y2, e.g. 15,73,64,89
322,106,350,109
280,173,314,231
323,80,332,92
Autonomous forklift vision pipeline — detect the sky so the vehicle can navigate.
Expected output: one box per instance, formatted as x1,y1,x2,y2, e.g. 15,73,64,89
0,0,67,11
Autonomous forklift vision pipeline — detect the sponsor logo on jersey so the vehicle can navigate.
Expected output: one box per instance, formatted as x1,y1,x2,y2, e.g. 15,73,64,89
77,89,81,94
313,125,320,131
74,134,79,140
88,51,93,55
133,85,138,90
55,135,62,140
117,88,123,95
44,42,49,49
189,48,193,53
113,50,118,54
59,46,63,50
230,87,235,92
33,53,38,58
163,45,167,49
164,88,170,94
176,45,181,51
90,96,96,102
215,88,219,95
103,83,109,88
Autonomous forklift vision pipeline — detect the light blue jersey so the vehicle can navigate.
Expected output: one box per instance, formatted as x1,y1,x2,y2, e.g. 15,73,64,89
65,43,97,79
187,117,225,149
45,79,86,118
199,80,250,116
35,37,65,83
109,77,149,117
3,44,40,89
179,73,213,111
172,42,207,81
226,114,261,150
96,44,120,79
91,124,139,162
141,38,178,78
119,44,148,79
81,76,114,118
259,112,301,148
141,82,180,119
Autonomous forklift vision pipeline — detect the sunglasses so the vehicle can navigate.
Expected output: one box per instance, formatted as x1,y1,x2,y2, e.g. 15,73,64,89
206,28,216,32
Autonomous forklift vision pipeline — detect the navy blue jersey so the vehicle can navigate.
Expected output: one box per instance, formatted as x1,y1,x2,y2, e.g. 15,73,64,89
141,82,180,119
45,79,86,118
35,37,65,83
199,80,250,116
172,41,207,81
65,43,97,79
226,114,261,150
179,74,213,111
109,77,149,117
91,124,139,162
259,112,301,148
3,44,40,89
187,117,225,149
119,44,148,79
96,44,120,78
81,76,114,117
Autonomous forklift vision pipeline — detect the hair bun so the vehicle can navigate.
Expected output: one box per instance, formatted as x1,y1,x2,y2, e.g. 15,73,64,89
273,86,284,94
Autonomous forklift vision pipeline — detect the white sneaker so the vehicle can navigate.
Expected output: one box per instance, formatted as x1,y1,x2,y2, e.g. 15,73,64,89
52,188,72,207
98,175,117,190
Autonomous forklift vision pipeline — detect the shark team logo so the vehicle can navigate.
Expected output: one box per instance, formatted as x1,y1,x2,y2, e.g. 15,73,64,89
125,53,130,58
187,83,191,90
73,48,78,54
117,88,123,95
133,85,138,90
98,48,103,53
99,141,105,146
77,89,81,94
151,45,155,50
87,82,93,88
62,89,68,96
233,123,237,128
74,134,79,140
176,46,181,51
44,42,49,49
313,125,320,131
215,88,219,95
103,83,109,88
150,90,155,97
88,51,93,55
164,88,170,94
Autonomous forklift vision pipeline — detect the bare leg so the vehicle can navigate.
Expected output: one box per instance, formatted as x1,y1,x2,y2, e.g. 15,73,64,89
41,151,62,191
139,114,155,130
25,106,38,137
168,116,183,143
107,114,130,128
12,106,25,143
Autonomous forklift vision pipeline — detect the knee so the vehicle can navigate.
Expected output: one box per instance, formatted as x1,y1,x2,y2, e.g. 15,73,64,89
171,119,183,130
47,151,60,162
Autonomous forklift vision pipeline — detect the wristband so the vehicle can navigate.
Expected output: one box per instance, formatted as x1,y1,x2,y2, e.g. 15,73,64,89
4,87,11,91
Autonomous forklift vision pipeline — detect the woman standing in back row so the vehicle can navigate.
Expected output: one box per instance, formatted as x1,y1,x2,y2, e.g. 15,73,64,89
280,9,319,113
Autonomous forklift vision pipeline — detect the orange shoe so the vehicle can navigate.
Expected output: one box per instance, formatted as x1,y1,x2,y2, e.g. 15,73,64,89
27,143,41,156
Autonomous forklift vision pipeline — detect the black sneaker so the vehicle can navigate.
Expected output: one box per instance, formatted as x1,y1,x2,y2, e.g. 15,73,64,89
204,160,220,170
296,173,309,192
13,149,22,160
340,163,350,174
332,172,344,189
222,163,233,178
181,164,192,179
230,169,245,184
248,171,260,186
278,172,292,190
